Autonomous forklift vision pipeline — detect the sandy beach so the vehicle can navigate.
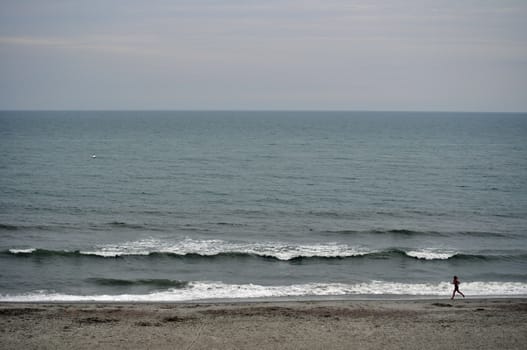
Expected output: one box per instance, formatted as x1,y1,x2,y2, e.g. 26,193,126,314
1,298,526,349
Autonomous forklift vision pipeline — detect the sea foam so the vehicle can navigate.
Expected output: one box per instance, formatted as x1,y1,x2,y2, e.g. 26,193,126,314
405,249,456,260
1,281,526,302
79,238,372,260
8,248,37,254
6,238,508,261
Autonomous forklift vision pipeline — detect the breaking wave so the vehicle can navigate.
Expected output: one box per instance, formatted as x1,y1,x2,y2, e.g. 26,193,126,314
1,280,526,302
4,238,525,262
86,278,189,288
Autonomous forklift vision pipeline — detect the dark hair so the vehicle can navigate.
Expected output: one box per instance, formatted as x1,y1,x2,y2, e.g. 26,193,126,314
453,275,458,279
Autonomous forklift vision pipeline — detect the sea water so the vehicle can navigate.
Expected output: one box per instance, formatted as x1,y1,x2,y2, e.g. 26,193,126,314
1,111,526,301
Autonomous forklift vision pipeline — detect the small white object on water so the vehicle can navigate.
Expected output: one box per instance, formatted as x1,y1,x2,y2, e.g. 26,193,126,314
92,154,97,158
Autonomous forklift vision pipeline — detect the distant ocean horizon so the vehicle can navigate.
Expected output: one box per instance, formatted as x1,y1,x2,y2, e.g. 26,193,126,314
2,109,526,113
1,110,526,301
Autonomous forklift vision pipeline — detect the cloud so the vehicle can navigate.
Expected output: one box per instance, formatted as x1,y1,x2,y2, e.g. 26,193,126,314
0,0,526,110
0,35,161,56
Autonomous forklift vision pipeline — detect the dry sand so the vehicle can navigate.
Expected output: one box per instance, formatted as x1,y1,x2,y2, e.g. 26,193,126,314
1,298,526,349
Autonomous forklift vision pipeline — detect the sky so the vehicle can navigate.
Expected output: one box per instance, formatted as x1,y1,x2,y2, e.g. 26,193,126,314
0,0,526,112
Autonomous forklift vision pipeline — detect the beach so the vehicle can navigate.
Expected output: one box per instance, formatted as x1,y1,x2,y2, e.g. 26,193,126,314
1,298,526,349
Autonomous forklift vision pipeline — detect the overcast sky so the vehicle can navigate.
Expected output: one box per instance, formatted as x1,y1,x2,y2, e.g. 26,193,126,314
1,0,526,111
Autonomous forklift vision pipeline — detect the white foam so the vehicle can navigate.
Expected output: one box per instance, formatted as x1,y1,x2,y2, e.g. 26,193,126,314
405,249,456,260
8,248,36,254
1,281,526,302
80,238,372,260
79,250,150,257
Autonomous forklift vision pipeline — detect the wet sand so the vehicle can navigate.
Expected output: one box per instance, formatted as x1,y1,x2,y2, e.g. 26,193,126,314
1,299,526,349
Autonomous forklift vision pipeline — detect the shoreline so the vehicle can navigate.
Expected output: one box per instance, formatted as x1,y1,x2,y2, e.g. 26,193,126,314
2,293,527,304
1,298,526,349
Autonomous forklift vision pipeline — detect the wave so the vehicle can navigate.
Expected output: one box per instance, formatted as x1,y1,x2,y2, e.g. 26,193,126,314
1,280,526,302
213,222,247,227
1,223,514,239
7,248,81,257
86,278,188,288
105,221,148,230
5,239,525,262
0,224,56,231
0,221,162,232
326,229,435,236
8,248,37,254
87,238,374,260
325,229,511,238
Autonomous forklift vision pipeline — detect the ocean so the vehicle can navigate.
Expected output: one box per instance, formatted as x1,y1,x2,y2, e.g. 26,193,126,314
1,111,526,301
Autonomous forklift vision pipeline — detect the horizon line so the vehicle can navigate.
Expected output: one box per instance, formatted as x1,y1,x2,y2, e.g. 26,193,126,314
1,109,526,114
